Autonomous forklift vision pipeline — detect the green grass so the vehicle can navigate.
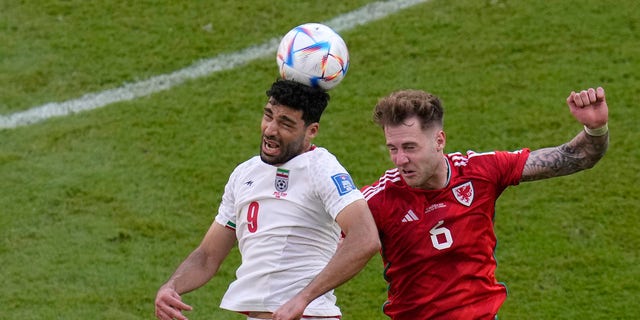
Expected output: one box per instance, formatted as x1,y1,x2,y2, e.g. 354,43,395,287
1,0,639,319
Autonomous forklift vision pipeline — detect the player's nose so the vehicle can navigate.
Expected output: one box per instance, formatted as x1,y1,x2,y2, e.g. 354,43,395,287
263,121,279,136
392,152,410,166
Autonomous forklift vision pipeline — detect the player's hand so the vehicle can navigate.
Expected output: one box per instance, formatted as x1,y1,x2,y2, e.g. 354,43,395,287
272,296,307,320
566,87,609,129
155,285,193,320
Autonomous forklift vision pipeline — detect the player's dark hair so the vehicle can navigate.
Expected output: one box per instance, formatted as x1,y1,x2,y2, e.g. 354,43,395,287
373,89,444,130
266,79,330,125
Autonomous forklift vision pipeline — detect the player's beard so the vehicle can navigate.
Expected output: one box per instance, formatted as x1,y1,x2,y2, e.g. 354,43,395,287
260,134,307,166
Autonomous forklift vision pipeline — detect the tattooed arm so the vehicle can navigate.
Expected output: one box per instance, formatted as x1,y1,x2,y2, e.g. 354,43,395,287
521,87,609,182
521,131,608,181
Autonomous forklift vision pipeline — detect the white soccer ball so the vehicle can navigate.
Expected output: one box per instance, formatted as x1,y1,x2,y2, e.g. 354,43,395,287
276,23,349,91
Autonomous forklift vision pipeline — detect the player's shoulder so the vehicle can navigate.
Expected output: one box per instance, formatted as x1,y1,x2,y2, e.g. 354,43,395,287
302,147,348,176
228,156,267,181
447,150,499,166
307,146,338,162
361,168,402,201
447,149,529,181
235,155,263,170
448,149,528,165
446,150,508,172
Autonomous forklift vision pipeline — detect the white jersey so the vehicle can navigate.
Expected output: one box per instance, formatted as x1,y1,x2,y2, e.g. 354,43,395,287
215,147,363,316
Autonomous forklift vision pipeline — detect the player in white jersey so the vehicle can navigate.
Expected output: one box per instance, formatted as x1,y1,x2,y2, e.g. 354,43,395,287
155,79,380,320
217,146,364,316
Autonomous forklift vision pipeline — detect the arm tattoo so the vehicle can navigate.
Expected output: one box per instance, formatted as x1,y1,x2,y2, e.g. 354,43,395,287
521,130,609,182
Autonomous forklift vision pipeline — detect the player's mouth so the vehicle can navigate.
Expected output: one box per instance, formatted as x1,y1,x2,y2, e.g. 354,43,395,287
262,137,281,156
400,168,417,179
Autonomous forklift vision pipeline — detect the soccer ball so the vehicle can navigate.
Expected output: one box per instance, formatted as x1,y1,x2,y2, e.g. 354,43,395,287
276,23,349,90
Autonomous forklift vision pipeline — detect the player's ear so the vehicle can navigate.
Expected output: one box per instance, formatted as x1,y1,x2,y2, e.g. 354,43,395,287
435,130,446,152
306,122,319,139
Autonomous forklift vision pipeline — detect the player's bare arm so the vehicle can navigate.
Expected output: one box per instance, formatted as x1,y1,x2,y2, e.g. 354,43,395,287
521,87,609,182
155,223,236,320
272,199,380,320
521,131,608,181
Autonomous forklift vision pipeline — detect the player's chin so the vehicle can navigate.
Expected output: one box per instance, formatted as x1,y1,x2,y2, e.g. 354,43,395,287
260,149,283,166
260,151,275,161
401,171,420,184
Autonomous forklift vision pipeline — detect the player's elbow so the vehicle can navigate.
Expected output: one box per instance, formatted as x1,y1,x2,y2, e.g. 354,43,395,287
344,228,380,259
370,240,382,257
581,150,607,171
362,232,381,257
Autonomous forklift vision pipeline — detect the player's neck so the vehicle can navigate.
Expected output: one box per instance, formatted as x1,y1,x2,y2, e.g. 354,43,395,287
421,156,450,190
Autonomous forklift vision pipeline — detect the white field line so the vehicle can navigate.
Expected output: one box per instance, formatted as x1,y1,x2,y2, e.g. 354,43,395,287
0,0,430,130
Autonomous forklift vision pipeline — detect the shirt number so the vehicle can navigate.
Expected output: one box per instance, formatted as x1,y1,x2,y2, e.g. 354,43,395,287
247,201,259,233
430,220,453,250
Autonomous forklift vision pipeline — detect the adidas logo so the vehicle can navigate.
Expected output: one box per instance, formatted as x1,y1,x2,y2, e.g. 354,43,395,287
401,210,419,222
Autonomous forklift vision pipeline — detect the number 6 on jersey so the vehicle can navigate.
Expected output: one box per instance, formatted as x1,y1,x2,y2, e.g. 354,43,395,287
430,220,453,250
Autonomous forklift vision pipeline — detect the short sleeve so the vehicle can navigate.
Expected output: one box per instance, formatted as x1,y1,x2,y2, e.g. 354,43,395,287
214,166,240,230
493,148,531,188
311,151,364,220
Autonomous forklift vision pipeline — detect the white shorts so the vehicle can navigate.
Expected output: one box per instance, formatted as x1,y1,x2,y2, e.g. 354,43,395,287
247,317,340,320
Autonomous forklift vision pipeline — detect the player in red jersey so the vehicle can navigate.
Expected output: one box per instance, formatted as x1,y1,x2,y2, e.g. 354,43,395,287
361,87,609,319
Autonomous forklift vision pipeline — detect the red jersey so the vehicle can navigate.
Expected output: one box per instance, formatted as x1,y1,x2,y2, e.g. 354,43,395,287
362,149,530,320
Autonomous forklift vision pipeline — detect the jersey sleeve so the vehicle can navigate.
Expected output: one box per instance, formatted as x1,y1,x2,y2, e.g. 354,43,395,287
492,148,530,188
214,165,241,230
312,152,364,220
461,149,530,193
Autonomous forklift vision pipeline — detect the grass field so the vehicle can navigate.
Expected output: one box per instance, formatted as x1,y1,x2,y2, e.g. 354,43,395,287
1,0,639,319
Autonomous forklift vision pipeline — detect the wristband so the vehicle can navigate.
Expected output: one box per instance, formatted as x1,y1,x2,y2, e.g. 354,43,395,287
584,123,608,136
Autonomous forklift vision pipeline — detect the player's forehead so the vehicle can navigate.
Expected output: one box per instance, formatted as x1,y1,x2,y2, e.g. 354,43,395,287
265,99,304,122
384,118,430,145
